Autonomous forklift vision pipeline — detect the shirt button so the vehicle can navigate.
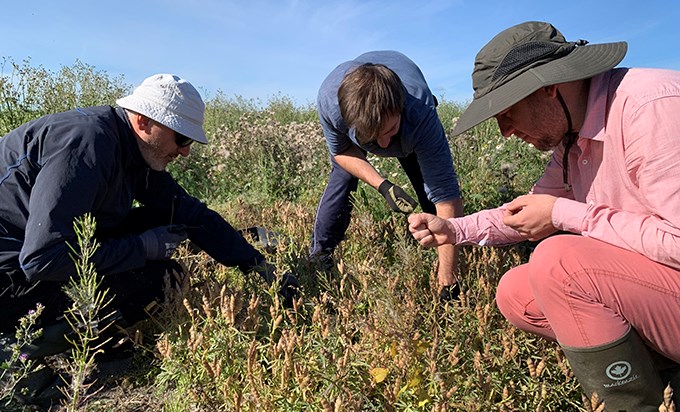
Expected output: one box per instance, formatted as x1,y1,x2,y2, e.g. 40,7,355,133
582,159,589,165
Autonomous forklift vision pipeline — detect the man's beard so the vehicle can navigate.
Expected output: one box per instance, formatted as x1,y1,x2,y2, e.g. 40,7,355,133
138,139,168,171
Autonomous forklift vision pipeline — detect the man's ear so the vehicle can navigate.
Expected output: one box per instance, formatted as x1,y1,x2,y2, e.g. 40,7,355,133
131,112,152,133
544,84,559,98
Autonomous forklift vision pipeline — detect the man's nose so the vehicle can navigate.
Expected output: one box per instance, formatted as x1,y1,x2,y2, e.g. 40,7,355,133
179,145,191,157
376,134,391,148
496,116,515,138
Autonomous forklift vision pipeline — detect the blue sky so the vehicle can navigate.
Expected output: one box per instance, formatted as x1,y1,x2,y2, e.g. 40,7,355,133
3,0,680,107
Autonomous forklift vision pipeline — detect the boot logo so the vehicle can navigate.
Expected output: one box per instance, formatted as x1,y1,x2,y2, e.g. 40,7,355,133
605,361,632,381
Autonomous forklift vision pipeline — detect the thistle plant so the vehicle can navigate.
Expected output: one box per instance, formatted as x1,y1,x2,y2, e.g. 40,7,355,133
0,303,45,407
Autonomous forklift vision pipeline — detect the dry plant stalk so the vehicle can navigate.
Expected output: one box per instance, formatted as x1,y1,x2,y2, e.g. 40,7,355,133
659,383,676,412
582,392,605,412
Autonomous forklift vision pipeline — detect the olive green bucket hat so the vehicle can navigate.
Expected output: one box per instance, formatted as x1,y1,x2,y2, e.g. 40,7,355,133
452,21,627,136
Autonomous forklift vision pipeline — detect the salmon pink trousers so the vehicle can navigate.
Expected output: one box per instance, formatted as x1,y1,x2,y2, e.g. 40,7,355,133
495,235,680,361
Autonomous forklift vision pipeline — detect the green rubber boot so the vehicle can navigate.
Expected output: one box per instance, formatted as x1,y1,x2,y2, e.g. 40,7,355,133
561,327,664,412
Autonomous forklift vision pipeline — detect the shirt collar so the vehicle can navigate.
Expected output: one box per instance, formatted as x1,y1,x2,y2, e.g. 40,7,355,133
578,71,613,142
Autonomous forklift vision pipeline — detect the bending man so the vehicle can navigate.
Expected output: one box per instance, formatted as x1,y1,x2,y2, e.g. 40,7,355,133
312,50,463,299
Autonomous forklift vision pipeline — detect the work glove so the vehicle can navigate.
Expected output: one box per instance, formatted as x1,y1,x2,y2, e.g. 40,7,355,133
254,262,300,309
139,225,188,260
378,179,418,214
279,272,300,309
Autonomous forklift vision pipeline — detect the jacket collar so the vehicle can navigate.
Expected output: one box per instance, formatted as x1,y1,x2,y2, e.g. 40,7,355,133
114,107,147,169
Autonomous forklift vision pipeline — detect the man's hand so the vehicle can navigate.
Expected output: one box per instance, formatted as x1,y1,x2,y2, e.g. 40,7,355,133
378,180,418,213
279,272,300,309
408,213,456,247
502,194,558,241
139,225,188,260
253,262,299,309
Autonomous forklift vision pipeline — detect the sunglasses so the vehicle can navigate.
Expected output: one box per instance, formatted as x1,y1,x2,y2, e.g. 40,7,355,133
175,132,194,148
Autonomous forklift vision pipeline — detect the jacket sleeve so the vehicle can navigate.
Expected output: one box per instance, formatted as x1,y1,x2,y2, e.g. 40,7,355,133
450,150,569,246
411,109,460,203
19,125,146,282
136,171,266,273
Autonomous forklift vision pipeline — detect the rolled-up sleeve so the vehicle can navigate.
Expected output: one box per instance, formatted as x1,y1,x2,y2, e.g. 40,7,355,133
412,110,460,203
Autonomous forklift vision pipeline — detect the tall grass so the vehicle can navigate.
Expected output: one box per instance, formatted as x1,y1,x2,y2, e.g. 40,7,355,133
0,57,611,411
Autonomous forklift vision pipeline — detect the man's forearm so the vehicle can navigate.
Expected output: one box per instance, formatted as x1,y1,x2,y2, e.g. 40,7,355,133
333,146,384,189
435,199,464,286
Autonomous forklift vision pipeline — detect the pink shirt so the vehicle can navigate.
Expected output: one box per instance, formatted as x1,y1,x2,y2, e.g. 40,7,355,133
452,68,680,270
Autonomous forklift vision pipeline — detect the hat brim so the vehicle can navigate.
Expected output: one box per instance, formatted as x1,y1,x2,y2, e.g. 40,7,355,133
117,95,209,145
452,41,628,136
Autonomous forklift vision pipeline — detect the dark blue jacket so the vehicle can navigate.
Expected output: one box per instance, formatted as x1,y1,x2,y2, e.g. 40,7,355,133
0,106,264,282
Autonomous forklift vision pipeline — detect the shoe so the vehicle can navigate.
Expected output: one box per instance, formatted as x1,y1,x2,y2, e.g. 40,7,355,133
0,332,14,363
561,327,663,411
22,322,72,360
1,322,71,363
239,226,281,254
310,251,336,275
11,363,65,409
652,351,680,406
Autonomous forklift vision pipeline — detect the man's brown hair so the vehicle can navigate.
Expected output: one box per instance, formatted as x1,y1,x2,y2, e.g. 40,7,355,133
338,63,405,145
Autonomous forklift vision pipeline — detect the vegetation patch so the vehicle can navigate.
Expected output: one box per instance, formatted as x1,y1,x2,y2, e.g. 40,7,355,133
1,58,592,411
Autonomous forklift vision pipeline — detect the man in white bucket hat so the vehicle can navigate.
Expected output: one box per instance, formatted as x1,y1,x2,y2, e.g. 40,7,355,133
409,21,680,410
0,74,298,369
116,73,209,170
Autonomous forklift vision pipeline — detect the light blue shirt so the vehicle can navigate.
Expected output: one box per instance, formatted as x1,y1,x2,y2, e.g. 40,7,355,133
317,50,460,203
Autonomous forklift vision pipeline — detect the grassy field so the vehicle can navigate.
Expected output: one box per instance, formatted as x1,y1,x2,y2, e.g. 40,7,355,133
0,59,594,411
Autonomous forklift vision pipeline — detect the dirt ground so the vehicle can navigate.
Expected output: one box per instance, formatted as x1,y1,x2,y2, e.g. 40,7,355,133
7,351,166,412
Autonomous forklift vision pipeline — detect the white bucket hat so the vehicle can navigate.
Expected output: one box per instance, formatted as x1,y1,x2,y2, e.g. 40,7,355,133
117,73,208,144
